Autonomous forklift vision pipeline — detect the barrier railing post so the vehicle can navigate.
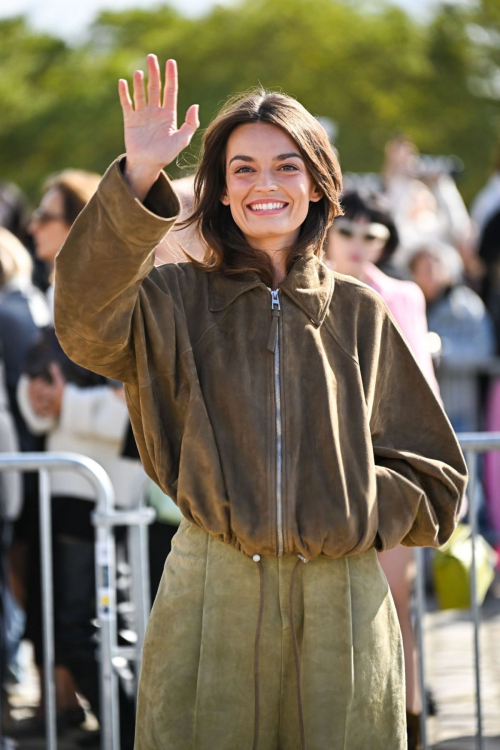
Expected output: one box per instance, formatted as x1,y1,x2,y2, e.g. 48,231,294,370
466,450,484,750
0,453,156,750
94,513,120,750
0,454,120,750
39,469,57,750
415,546,428,749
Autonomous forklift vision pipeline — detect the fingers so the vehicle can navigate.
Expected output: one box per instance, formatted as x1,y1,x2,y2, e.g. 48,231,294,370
133,69,147,110
147,54,162,107
163,59,178,127
121,56,182,123
118,79,133,115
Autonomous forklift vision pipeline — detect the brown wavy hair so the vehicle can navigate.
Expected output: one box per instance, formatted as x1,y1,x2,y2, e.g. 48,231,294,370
43,170,101,225
182,89,343,287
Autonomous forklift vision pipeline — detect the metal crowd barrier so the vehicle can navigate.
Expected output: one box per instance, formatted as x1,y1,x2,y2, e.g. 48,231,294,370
435,356,500,432
416,432,500,750
0,452,155,750
2,436,498,750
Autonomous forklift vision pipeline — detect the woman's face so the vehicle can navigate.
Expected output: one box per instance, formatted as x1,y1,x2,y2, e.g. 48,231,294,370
29,188,71,265
410,251,448,304
325,215,390,279
222,122,322,251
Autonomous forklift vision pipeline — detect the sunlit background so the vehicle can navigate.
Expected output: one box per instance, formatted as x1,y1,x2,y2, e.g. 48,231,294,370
0,0,497,203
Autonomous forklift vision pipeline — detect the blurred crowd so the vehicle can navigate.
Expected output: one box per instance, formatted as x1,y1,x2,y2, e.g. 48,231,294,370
0,133,500,746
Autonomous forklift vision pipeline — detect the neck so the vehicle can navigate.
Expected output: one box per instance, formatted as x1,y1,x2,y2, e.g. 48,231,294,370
264,248,287,288
245,232,298,289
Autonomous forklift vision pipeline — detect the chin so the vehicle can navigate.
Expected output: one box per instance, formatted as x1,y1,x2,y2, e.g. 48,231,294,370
36,249,54,264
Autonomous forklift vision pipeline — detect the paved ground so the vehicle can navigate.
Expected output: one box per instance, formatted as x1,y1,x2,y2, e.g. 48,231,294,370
3,576,500,749
426,575,500,750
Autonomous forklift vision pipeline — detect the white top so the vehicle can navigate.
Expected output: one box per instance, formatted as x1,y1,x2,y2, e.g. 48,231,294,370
17,377,145,507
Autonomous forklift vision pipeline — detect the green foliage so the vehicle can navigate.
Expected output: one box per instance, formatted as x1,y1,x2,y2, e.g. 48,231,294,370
1,0,500,204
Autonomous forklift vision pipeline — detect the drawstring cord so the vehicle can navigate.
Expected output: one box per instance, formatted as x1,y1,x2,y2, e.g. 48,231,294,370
290,556,307,750
252,554,265,750
252,553,308,750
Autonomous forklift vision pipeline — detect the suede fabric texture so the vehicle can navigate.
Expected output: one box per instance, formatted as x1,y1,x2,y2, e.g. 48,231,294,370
134,518,406,750
54,156,468,560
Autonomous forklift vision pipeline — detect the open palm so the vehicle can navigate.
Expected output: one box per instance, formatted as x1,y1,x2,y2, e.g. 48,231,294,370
118,56,199,175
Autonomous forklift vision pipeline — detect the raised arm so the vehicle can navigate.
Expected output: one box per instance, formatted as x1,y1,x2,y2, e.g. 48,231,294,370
54,57,199,382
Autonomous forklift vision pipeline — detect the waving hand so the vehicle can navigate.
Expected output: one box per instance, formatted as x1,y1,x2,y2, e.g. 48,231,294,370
118,56,199,200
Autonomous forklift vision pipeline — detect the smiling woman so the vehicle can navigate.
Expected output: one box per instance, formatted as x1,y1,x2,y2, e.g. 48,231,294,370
53,55,467,750
184,94,341,287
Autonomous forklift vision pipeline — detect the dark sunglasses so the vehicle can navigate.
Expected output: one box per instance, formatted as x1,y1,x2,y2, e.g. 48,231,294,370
334,219,390,243
30,208,67,225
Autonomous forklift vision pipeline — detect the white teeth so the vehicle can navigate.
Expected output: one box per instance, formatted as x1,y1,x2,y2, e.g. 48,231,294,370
249,202,286,211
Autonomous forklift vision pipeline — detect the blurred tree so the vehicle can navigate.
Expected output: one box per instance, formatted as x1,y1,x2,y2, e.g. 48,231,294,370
0,1,499,204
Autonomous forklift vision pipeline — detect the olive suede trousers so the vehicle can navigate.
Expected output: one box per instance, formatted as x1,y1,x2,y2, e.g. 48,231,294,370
134,519,406,749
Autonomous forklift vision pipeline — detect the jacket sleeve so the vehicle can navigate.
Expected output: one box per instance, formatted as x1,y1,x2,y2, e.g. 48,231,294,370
368,302,468,550
54,157,181,383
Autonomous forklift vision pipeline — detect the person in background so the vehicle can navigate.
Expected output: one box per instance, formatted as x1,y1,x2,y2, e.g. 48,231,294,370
325,189,440,750
0,227,50,717
0,180,31,249
0,228,50,434
410,241,495,434
15,328,142,744
28,170,101,320
6,170,141,748
410,242,500,549
383,136,478,283
0,346,22,745
478,206,500,353
409,242,495,369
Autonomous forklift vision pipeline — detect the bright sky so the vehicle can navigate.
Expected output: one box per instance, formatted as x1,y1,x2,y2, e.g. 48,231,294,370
0,0,446,43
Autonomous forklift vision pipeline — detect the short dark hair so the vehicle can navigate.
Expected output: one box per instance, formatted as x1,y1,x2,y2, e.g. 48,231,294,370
339,190,399,263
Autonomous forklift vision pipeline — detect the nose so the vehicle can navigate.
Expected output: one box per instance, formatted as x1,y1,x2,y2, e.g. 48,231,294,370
350,235,365,254
27,216,38,235
255,168,278,193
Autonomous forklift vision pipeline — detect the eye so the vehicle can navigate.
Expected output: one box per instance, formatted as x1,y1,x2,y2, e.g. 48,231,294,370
338,227,353,238
234,166,254,173
279,164,299,171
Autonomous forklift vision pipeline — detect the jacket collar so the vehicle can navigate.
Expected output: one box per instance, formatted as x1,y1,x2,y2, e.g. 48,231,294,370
208,255,334,326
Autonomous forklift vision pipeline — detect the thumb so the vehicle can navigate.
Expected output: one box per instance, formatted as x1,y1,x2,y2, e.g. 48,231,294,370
178,104,200,143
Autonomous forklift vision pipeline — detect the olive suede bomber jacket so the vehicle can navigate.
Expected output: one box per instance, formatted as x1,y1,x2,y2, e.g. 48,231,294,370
54,157,468,561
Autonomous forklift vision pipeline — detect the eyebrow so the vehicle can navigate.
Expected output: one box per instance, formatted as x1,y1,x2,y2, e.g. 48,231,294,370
228,152,303,165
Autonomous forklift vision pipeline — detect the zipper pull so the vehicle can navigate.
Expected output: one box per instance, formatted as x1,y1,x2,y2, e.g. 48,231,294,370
267,291,281,352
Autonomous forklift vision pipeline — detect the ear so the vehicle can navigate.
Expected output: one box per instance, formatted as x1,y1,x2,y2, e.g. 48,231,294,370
309,184,323,203
221,189,230,206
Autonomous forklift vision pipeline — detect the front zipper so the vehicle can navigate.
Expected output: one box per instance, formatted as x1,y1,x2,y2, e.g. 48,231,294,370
268,289,284,556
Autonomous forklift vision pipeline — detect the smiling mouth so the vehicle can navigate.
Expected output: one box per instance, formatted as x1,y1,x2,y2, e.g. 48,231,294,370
247,201,288,213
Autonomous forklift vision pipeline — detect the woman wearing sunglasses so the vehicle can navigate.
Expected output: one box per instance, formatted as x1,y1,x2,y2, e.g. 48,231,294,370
326,190,440,750
28,170,101,321
54,56,466,750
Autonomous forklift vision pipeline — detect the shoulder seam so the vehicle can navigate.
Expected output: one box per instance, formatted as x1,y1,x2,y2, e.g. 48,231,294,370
323,319,359,365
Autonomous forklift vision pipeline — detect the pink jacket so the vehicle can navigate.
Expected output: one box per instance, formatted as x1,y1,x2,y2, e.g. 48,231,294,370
363,263,440,396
